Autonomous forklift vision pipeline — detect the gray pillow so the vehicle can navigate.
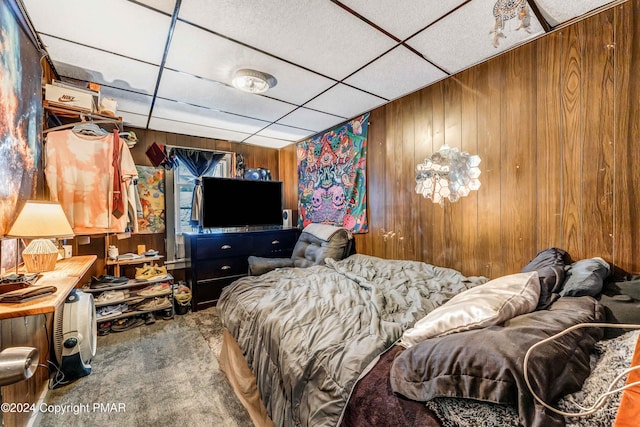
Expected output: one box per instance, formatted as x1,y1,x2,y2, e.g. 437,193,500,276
520,247,567,310
390,297,604,427
559,257,610,297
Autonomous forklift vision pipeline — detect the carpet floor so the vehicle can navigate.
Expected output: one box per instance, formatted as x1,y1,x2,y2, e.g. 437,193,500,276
38,307,252,427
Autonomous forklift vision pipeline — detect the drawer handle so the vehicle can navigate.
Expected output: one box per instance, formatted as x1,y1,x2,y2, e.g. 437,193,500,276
221,244,232,250
271,240,280,245
221,265,231,270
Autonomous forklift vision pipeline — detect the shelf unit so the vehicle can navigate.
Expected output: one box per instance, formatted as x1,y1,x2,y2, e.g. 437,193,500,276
106,255,164,276
83,274,174,323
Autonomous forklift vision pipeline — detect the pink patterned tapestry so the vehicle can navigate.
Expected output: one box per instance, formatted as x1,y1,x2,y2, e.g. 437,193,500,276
297,113,369,233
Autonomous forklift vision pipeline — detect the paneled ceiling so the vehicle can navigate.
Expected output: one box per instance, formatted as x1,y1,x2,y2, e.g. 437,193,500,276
21,0,618,149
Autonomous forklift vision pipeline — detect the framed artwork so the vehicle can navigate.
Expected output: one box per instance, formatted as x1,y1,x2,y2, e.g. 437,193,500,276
0,0,43,271
136,166,166,234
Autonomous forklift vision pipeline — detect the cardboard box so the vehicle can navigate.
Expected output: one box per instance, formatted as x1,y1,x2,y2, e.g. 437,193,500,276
45,81,98,112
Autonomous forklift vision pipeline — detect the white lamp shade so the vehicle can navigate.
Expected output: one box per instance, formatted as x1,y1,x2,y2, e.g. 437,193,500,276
7,201,74,239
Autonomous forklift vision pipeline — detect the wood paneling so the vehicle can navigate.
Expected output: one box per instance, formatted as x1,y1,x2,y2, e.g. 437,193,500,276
613,1,640,273
536,32,563,251
279,0,640,276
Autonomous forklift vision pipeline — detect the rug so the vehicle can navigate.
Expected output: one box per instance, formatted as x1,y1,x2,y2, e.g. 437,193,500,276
38,307,251,427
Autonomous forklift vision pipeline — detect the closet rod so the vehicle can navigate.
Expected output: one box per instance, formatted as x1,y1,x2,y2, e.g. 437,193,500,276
44,119,123,134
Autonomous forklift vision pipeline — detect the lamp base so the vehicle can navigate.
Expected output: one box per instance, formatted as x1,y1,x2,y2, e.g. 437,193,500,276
22,239,59,273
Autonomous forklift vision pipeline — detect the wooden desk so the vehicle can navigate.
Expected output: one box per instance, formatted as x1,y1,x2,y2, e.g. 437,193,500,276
0,255,97,319
0,255,96,427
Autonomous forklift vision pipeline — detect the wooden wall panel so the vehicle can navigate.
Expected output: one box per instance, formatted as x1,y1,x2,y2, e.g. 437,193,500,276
413,89,435,263
614,0,640,273
357,107,387,256
443,78,464,272
581,11,615,261
535,32,563,251
560,23,584,260
279,0,640,276
459,68,480,276
398,95,417,260
384,101,402,260
475,59,504,278
500,45,537,274
430,83,447,267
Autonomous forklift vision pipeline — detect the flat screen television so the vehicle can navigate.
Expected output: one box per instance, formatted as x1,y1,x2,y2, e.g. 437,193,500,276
202,177,283,228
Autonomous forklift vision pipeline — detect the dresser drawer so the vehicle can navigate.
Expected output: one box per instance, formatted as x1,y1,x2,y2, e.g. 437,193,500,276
194,235,248,259
253,230,298,256
192,276,239,310
195,256,248,279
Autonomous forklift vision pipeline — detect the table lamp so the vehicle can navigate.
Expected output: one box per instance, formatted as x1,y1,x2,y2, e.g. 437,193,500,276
7,201,74,273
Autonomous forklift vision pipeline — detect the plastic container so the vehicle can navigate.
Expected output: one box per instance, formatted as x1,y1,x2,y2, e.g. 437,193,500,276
174,289,192,315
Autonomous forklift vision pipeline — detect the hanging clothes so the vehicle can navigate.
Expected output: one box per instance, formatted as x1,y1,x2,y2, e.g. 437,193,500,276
112,129,124,218
44,129,137,234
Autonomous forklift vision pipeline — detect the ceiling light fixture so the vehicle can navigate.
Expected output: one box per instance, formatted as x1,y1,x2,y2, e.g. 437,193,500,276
232,69,277,94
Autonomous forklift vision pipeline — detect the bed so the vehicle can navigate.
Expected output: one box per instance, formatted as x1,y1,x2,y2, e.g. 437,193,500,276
216,251,640,427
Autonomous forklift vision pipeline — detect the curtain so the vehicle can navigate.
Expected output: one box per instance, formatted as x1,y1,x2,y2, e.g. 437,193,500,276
170,148,225,228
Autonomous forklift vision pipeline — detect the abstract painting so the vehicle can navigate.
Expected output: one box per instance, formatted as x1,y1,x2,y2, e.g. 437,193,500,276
297,113,369,233
136,166,166,234
0,0,43,270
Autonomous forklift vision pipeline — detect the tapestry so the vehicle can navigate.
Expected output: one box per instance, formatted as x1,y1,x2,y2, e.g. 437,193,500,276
297,113,369,233
0,0,42,239
136,166,165,234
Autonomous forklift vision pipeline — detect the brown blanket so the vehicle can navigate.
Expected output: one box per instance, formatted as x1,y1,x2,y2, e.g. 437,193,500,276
340,345,442,427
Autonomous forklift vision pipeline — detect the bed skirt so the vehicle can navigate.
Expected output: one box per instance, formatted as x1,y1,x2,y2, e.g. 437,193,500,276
219,328,274,427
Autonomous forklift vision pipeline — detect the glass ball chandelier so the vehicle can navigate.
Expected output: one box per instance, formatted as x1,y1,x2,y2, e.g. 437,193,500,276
415,144,481,206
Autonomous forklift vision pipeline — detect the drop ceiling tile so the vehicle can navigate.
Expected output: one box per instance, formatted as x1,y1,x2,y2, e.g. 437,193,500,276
166,21,336,105
339,0,468,40
534,0,616,27
121,112,149,129
257,124,315,142
99,87,152,116
157,69,296,122
304,84,386,120
344,45,447,101
152,98,269,135
243,135,294,149
41,35,159,94
407,0,545,74
23,0,171,64
149,117,252,142
135,0,177,15
276,108,345,133
177,0,397,80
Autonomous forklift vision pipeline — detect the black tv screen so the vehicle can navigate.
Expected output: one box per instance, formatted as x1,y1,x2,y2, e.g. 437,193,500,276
202,177,283,228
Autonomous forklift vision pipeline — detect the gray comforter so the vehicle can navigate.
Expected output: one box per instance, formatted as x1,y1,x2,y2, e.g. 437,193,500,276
217,254,487,427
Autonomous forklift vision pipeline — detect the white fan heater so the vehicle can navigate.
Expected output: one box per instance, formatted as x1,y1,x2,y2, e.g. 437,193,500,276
53,289,97,386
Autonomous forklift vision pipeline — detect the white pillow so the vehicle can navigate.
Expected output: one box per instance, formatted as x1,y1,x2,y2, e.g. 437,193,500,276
400,271,540,348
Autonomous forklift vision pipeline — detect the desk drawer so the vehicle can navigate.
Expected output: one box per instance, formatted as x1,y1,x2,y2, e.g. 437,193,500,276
195,256,247,279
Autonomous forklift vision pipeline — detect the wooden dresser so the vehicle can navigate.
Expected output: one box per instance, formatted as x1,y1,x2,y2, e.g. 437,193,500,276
184,228,299,311
0,255,96,427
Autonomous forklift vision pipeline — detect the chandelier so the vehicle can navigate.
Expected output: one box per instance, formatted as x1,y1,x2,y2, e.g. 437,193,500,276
415,144,481,206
